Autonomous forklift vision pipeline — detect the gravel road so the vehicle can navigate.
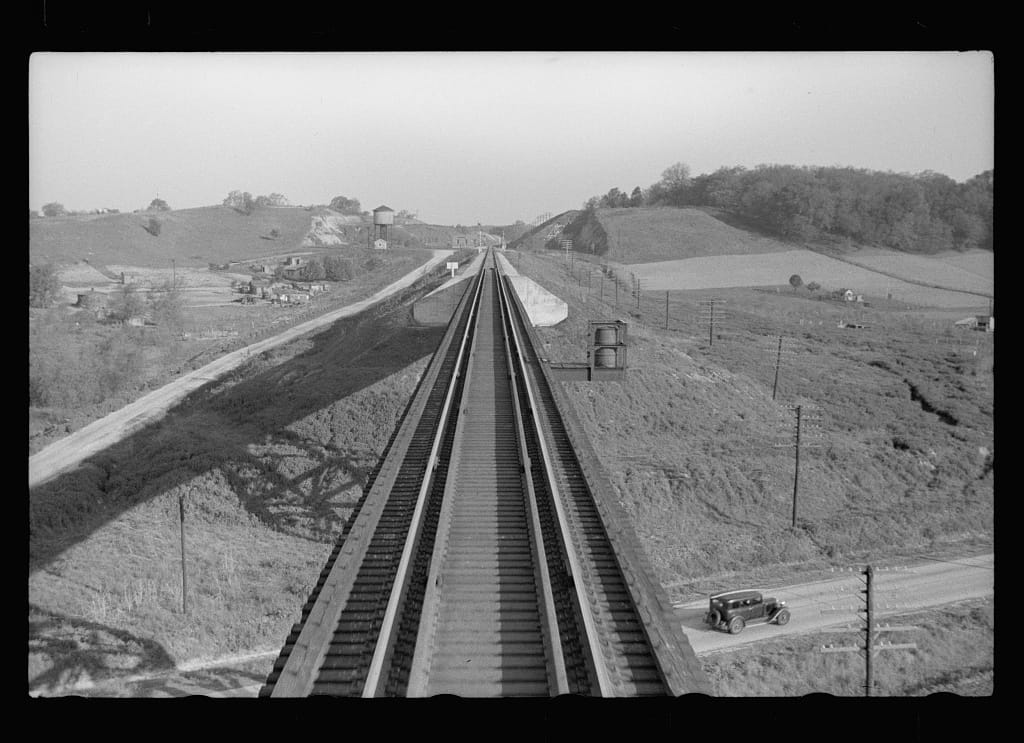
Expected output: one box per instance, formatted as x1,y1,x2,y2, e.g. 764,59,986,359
674,553,993,655
29,250,453,489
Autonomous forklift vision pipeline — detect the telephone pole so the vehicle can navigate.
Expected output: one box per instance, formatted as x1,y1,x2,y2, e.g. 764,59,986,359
821,565,918,696
772,336,784,400
698,298,725,347
179,494,188,614
792,405,802,527
774,403,822,527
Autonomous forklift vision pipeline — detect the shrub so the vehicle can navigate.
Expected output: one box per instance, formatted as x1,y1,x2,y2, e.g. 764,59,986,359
300,260,326,281
144,217,162,236
41,202,66,217
806,281,820,292
108,284,146,322
323,255,354,281
30,264,62,308
223,190,256,215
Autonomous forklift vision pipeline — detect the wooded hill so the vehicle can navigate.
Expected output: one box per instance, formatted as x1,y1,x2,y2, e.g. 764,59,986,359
582,164,993,255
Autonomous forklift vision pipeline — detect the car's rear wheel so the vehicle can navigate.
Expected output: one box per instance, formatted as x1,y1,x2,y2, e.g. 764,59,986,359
774,609,790,626
707,610,721,627
728,616,745,634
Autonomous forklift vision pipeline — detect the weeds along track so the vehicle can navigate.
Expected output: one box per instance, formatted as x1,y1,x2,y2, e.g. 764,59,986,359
261,250,709,697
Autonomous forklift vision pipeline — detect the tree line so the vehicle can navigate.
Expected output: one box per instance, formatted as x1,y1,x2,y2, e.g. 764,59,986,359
583,162,993,254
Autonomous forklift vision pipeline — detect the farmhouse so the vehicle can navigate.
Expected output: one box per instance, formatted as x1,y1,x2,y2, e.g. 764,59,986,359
954,315,994,332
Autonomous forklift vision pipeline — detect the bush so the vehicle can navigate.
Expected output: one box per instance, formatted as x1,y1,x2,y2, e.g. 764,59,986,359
144,217,162,236
108,284,146,322
300,260,326,281
806,281,821,292
148,198,171,211
223,190,256,215
41,202,66,217
323,255,354,281
30,264,62,308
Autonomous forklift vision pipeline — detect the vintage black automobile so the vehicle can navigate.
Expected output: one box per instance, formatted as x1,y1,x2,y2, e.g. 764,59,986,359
703,589,790,634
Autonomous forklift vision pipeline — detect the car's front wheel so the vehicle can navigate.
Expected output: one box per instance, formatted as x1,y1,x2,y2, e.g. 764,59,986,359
774,609,790,626
728,616,745,634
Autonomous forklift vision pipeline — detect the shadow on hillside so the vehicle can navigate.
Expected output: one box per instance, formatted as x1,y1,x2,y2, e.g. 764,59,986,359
29,275,452,573
29,604,177,694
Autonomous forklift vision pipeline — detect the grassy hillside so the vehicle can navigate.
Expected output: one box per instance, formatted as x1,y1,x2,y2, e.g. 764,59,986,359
30,206,317,268
513,249,993,594
589,207,798,263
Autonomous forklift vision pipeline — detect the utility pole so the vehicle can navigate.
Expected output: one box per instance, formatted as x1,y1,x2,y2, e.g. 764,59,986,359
822,565,918,696
772,335,784,400
698,298,724,348
774,403,821,527
792,405,802,527
179,494,188,614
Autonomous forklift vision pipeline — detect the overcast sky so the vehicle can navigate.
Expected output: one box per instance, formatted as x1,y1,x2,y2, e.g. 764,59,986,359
29,51,994,225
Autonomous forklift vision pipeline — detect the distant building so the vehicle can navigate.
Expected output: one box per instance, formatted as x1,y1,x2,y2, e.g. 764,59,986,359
955,315,994,332
373,238,388,250
284,256,305,267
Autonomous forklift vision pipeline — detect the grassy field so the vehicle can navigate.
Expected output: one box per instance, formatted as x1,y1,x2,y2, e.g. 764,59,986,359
30,205,318,268
825,247,993,297
513,249,992,593
702,598,993,696
595,207,799,263
625,250,991,308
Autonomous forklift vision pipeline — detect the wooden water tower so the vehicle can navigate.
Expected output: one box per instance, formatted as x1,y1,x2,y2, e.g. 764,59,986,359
372,205,394,248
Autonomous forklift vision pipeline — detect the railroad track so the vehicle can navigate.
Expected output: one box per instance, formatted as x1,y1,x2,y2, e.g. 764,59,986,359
261,250,709,697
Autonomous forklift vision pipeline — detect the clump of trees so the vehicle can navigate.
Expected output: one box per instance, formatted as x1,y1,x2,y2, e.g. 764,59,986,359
148,198,171,211
581,161,994,254
789,274,803,292
30,264,62,308
41,202,66,217
224,191,289,214
224,190,257,214
329,195,362,214
255,193,289,208
323,255,354,281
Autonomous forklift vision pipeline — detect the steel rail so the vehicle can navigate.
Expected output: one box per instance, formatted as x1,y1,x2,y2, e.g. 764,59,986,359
360,261,487,697
494,264,569,694
403,267,488,697
493,258,618,696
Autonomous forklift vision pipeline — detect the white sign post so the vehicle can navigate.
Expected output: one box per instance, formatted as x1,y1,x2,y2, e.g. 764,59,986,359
446,261,459,278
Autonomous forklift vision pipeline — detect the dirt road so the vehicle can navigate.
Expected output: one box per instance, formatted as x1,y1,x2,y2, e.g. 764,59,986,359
29,250,453,489
674,552,993,655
